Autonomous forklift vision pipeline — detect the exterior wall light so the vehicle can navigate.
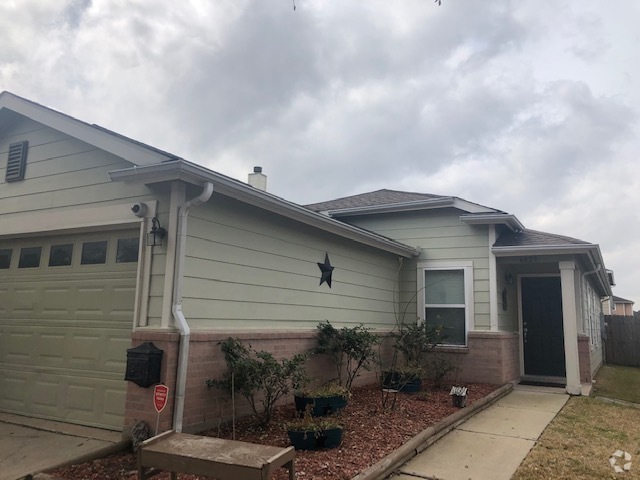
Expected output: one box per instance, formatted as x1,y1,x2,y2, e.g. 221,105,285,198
147,217,167,247
505,273,514,285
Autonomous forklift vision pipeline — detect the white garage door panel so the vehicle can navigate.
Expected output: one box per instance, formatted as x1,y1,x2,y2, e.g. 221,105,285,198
0,230,139,430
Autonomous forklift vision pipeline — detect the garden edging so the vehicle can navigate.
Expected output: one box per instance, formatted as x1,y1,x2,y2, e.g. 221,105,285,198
350,382,515,480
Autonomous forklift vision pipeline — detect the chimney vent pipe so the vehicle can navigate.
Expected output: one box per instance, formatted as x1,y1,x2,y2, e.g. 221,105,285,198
248,166,267,191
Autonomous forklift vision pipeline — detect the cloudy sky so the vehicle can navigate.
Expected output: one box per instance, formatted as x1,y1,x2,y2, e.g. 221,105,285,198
1,1,638,305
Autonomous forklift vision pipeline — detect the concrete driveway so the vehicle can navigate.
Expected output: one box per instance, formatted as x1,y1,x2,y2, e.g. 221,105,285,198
0,413,126,480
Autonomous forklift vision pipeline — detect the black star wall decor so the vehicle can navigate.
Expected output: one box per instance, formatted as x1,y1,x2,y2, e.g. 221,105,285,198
317,253,334,288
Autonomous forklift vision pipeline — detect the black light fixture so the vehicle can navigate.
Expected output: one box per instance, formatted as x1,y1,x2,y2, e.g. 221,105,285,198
147,217,167,247
505,273,514,285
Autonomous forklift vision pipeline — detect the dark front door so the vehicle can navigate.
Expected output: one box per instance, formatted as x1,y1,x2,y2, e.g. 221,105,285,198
522,276,565,377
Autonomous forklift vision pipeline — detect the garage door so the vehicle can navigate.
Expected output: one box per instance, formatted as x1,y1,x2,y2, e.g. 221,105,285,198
0,229,139,430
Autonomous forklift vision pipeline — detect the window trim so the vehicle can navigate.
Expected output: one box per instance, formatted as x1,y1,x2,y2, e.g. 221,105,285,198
417,260,474,347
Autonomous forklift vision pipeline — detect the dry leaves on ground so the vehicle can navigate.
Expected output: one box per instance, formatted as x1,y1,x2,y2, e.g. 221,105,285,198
51,382,497,480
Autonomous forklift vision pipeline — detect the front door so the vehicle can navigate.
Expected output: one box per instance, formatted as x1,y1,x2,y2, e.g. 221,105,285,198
521,276,565,377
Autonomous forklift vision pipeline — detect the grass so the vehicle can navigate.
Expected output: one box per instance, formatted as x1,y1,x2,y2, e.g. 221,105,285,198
513,365,640,480
593,364,640,404
512,397,640,479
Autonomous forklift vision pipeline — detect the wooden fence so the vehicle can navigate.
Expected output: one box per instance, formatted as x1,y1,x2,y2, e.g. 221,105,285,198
604,315,640,367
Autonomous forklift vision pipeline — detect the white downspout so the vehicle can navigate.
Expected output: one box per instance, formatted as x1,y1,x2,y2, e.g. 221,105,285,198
172,182,214,432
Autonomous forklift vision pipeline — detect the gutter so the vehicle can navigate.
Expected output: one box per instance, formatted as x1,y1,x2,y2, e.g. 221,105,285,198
172,181,214,432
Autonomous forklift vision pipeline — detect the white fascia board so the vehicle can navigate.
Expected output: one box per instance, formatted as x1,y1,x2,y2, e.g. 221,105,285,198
110,161,421,258
0,92,175,166
460,213,525,232
326,197,496,218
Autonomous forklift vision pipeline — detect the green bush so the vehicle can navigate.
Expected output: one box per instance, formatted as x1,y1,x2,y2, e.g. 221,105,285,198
313,321,380,391
206,337,308,426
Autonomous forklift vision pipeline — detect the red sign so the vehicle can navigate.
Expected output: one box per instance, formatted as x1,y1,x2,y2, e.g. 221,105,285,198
153,384,169,413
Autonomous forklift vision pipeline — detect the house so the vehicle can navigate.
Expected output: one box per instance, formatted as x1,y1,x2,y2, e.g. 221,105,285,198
0,91,612,437
603,295,635,316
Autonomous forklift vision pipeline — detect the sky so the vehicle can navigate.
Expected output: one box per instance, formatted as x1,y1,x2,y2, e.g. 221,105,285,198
1,1,638,305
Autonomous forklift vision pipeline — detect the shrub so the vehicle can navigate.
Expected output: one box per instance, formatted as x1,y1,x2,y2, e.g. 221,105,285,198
313,321,380,391
206,337,308,426
391,321,443,369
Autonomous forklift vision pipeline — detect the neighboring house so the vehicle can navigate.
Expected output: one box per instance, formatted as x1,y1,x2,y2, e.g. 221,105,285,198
0,91,612,437
602,295,635,316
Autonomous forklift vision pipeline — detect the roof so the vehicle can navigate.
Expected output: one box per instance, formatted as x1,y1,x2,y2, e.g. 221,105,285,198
305,189,448,211
493,228,612,297
493,229,590,248
110,160,421,258
612,295,634,304
305,188,502,217
0,91,179,165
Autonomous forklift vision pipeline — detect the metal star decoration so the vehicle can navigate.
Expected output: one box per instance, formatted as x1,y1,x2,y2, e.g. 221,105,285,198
317,253,334,288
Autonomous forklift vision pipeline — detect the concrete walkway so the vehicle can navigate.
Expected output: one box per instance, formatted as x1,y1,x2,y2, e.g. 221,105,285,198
389,385,569,480
0,413,125,480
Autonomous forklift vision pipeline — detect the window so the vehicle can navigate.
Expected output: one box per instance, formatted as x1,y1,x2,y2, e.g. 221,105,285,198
116,237,139,263
49,244,73,267
418,261,473,346
584,282,601,349
81,241,107,265
18,246,42,268
0,249,12,269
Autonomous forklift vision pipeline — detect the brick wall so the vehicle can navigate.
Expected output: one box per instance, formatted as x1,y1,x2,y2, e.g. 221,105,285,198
422,331,520,386
578,334,592,383
124,331,180,436
124,330,393,434
124,329,521,434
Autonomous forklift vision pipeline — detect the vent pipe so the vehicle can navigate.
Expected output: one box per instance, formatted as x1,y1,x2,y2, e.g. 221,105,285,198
248,166,267,191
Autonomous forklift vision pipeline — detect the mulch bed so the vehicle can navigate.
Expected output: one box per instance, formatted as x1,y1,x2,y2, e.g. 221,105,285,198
50,382,498,480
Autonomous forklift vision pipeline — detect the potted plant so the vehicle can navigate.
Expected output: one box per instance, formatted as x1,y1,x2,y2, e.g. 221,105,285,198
381,365,423,393
383,321,442,393
286,406,343,451
294,382,350,417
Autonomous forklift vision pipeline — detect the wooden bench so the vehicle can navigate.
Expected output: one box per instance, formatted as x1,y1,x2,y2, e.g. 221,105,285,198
138,430,295,480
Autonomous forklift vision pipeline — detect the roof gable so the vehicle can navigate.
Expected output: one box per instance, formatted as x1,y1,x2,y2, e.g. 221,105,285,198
0,91,179,166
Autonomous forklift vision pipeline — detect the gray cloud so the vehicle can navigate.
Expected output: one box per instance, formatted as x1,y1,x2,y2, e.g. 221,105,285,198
1,0,639,304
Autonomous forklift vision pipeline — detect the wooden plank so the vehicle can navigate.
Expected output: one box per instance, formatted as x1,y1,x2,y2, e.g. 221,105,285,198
138,432,295,480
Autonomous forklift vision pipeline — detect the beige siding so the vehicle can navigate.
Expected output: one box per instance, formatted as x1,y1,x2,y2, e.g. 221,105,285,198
182,195,404,330
337,209,491,330
0,116,171,328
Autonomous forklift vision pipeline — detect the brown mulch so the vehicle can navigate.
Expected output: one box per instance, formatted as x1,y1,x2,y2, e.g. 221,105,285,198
50,382,498,480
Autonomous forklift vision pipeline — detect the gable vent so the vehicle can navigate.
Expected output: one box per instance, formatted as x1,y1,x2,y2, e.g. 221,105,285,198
6,141,28,182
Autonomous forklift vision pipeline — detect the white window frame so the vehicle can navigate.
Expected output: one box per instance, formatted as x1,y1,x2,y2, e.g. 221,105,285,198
417,260,474,347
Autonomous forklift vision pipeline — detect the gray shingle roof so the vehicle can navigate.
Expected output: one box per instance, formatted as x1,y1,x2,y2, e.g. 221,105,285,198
305,189,448,212
494,229,591,248
612,295,634,304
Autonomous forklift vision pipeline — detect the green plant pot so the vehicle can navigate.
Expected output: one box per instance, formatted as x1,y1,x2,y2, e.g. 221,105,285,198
382,372,422,392
288,427,343,450
294,395,348,417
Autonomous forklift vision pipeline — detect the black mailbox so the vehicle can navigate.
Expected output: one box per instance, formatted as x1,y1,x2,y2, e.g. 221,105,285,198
125,342,163,388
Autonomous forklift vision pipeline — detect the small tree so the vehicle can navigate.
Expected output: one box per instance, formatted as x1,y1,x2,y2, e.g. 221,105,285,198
313,320,380,391
206,337,308,426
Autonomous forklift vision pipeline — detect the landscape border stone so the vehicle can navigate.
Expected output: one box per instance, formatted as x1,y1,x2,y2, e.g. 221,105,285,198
350,382,515,480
